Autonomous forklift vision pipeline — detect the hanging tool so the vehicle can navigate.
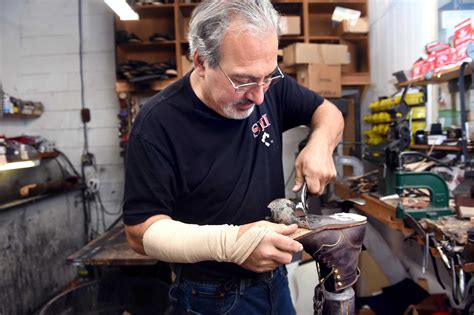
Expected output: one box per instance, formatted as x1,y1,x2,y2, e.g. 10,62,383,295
403,212,451,272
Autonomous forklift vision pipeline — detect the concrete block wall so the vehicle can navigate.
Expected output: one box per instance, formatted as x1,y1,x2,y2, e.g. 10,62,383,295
1,0,123,232
0,191,85,314
0,0,123,312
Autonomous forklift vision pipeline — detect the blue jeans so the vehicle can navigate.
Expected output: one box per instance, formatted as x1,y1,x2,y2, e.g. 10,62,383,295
169,266,296,315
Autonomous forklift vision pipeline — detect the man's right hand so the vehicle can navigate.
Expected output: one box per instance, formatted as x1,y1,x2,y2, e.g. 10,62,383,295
239,221,303,273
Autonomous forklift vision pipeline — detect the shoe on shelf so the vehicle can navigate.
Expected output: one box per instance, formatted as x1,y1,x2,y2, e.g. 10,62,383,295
115,30,143,44
149,33,175,42
165,69,177,77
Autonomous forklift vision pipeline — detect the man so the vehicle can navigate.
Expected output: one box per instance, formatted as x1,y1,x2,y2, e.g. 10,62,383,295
123,0,344,314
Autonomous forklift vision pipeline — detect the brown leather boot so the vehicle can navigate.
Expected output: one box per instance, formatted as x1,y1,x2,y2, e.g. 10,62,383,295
268,198,367,291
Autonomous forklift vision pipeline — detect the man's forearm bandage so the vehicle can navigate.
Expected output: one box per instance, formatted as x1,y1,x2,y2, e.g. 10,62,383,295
143,219,270,265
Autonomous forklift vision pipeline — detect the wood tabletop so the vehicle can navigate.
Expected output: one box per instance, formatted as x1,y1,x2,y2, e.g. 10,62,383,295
334,180,474,273
67,225,158,266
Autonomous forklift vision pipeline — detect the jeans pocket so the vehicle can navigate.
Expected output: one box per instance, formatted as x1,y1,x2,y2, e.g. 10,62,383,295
186,281,239,315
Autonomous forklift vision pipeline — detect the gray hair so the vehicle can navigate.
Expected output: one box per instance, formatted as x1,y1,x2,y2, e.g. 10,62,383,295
188,0,280,68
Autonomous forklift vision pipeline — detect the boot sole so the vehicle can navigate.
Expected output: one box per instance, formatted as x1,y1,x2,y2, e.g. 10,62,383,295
290,213,367,240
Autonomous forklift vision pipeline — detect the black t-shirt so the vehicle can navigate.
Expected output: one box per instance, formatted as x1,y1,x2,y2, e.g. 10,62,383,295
123,71,324,278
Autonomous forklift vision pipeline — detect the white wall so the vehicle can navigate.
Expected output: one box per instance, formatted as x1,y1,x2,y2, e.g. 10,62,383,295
365,0,437,109
0,0,123,233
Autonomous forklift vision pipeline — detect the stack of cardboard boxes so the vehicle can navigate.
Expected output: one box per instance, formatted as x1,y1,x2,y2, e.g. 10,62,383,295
283,43,350,98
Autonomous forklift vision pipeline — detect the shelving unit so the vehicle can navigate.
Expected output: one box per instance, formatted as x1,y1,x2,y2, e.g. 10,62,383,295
397,63,474,163
113,0,370,157
113,0,370,94
398,65,471,87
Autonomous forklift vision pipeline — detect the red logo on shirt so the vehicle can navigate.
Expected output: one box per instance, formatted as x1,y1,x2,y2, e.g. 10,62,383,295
251,114,271,138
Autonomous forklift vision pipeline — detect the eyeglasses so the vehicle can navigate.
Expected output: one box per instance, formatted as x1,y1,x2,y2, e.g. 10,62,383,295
218,64,285,94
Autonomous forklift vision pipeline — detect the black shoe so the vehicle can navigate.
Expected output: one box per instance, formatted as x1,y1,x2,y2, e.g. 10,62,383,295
116,30,143,44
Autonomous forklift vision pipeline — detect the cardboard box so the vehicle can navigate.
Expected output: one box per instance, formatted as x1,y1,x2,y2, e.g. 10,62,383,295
279,16,301,35
297,64,341,98
336,17,369,35
283,43,350,66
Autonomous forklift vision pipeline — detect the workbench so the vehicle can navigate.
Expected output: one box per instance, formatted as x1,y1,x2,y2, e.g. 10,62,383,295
67,225,157,266
334,181,474,273
42,225,172,314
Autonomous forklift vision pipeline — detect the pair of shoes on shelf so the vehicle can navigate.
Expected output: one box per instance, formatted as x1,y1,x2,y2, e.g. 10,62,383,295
152,61,177,77
117,60,177,82
149,33,175,42
116,30,143,44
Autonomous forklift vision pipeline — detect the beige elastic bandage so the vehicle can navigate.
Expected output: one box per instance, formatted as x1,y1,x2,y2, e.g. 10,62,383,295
143,219,270,265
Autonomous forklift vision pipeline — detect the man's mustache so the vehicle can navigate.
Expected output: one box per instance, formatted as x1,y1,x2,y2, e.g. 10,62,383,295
235,99,253,106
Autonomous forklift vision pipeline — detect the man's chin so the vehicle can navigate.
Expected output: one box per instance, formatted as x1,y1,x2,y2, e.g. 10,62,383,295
224,104,255,120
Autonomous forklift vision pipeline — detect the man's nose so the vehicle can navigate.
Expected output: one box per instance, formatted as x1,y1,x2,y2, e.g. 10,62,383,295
245,85,265,105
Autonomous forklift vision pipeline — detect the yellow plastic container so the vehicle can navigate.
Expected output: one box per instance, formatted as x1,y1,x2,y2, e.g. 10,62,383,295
411,106,426,120
406,92,425,106
411,121,427,132
379,98,393,111
368,101,380,111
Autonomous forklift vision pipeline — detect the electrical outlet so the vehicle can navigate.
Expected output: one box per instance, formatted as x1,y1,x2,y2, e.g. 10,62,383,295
81,153,95,166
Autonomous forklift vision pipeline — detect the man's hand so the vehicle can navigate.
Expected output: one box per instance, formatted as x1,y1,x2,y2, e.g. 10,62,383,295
292,99,342,195
292,139,337,195
238,221,303,273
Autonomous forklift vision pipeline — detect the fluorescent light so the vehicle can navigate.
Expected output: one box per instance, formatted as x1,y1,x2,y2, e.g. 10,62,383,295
0,160,40,171
104,0,139,21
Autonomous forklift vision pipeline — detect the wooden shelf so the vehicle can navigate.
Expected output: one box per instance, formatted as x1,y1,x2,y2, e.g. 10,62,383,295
117,41,176,52
340,34,368,40
0,189,79,212
1,113,41,119
308,35,340,41
409,143,474,152
280,35,305,41
178,3,199,8
116,79,177,93
398,65,471,87
134,3,175,14
342,72,371,86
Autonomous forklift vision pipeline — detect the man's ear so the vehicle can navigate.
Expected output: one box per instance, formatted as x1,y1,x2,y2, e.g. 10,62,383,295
193,52,206,76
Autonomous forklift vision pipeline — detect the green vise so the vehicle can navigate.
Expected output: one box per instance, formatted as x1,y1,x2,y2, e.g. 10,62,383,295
395,170,455,219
